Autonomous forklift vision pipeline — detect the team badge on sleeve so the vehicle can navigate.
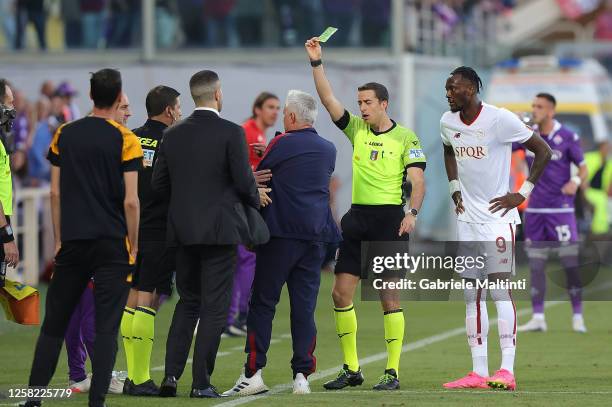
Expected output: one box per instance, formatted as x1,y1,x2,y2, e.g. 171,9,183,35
409,149,424,159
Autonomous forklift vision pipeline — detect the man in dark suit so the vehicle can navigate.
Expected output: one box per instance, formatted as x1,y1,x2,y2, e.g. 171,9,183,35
223,90,341,397
151,70,266,398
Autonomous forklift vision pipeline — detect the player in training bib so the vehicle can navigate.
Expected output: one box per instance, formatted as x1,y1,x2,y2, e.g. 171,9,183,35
440,67,552,391
305,36,426,391
517,93,588,334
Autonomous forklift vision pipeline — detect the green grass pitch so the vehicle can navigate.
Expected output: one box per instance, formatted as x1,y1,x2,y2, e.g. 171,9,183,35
1,271,611,406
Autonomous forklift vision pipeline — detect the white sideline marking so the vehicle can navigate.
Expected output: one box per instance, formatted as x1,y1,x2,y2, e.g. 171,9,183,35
151,352,231,372
150,335,291,372
211,297,586,407
306,390,612,395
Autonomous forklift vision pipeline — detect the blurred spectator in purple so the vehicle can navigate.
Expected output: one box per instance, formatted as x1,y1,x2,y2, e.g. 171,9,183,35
56,82,81,122
323,0,358,47
62,0,82,48
108,0,140,47
361,0,390,46
15,0,46,50
204,0,238,47
11,90,30,151
1,0,16,49
81,0,107,48
28,98,53,185
156,0,179,48
432,2,460,36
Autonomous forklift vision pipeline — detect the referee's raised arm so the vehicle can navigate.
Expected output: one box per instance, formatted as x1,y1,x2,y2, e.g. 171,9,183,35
305,37,345,122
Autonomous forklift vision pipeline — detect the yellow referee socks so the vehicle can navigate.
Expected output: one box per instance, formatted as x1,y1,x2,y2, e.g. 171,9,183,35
121,307,135,380
334,304,359,372
384,309,404,376
132,306,156,385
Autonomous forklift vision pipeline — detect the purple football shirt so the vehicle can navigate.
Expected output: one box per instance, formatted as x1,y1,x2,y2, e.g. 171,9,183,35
524,120,585,209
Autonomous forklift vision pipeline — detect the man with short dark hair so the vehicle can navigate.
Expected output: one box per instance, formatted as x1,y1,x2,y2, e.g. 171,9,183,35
441,66,552,391
305,37,426,391
518,92,588,334
121,85,182,396
0,78,19,278
153,70,266,398
23,68,143,407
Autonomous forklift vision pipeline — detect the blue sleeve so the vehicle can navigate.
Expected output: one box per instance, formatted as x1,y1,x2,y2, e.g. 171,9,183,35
330,143,337,174
258,137,289,170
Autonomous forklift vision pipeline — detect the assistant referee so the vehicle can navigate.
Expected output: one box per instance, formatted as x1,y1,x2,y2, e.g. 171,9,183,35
121,85,182,396
24,69,143,407
305,37,426,391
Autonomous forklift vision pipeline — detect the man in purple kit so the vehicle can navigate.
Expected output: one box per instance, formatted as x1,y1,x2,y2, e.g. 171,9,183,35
65,281,95,393
518,93,589,333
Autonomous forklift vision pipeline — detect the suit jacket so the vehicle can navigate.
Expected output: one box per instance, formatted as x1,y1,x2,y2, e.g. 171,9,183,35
257,127,341,243
151,109,263,246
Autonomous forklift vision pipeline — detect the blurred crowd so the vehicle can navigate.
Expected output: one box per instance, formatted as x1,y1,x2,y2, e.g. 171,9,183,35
0,0,526,50
8,79,80,189
429,0,517,36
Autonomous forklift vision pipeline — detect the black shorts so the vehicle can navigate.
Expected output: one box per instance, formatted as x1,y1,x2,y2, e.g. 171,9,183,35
335,205,409,279
131,240,176,295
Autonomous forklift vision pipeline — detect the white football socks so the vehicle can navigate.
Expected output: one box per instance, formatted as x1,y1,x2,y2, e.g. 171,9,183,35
465,288,489,377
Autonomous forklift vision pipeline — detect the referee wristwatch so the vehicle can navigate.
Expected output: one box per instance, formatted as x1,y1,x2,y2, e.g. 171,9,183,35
408,208,418,218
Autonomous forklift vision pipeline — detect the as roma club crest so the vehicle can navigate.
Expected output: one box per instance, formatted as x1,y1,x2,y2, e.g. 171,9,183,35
370,150,379,161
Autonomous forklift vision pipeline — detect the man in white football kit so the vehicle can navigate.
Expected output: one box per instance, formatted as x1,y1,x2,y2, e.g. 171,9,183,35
440,67,552,391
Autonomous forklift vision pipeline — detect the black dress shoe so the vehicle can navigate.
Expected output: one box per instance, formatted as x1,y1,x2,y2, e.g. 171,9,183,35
129,379,159,396
158,375,177,398
190,386,223,398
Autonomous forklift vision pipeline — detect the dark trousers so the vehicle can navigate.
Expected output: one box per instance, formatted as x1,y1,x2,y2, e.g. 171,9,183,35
15,7,46,50
27,240,131,407
245,238,325,377
164,244,236,389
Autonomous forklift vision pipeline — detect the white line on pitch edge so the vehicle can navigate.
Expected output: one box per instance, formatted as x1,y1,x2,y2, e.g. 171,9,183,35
150,335,290,372
211,296,583,407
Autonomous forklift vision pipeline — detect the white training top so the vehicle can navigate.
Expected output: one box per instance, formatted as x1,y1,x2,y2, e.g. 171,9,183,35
440,102,533,224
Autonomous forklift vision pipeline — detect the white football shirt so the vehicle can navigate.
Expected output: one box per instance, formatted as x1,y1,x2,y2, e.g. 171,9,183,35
440,102,533,224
